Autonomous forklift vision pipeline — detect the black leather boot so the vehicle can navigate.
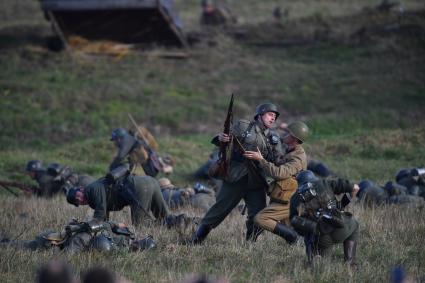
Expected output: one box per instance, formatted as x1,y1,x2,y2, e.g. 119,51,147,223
246,224,263,242
189,224,212,245
272,223,298,244
343,240,357,267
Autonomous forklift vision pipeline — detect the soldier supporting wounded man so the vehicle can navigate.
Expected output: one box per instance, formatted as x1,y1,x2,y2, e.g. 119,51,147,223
244,121,309,244
189,103,284,244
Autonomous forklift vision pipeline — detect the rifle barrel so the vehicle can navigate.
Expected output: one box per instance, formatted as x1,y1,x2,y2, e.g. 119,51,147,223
0,184,20,197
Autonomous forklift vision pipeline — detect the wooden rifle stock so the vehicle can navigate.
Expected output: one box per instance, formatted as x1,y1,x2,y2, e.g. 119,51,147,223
210,94,234,178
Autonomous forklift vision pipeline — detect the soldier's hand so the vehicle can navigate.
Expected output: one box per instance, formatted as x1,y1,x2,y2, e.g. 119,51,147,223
218,133,230,143
352,184,360,197
243,147,264,161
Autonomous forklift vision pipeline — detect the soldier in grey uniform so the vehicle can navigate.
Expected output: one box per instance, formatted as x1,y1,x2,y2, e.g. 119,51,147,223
190,182,216,212
1,219,156,254
159,178,216,212
396,168,425,198
110,128,149,176
25,160,57,197
385,181,424,205
66,174,187,228
190,103,283,244
25,160,94,197
290,170,360,266
66,127,188,225
357,180,389,206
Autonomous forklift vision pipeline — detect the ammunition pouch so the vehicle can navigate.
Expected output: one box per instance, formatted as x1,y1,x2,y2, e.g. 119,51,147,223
321,212,344,228
208,159,224,179
112,226,134,239
130,235,156,251
291,216,317,236
268,177,298,203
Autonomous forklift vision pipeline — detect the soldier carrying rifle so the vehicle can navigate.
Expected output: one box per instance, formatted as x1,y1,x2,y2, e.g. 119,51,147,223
189,97,284,244
6,160,94,198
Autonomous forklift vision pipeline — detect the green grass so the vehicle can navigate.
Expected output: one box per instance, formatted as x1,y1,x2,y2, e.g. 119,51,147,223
0,0,425,282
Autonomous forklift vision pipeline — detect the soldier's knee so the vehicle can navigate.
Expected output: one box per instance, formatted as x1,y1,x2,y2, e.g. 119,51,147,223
253,213,272,230
253,214,262,226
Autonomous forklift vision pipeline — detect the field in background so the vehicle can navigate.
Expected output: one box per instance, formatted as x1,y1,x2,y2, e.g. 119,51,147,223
0,0,424,282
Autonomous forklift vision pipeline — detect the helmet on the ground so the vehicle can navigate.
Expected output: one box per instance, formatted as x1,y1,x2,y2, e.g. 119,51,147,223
26,160,43,172
254,103,280,119
286,121,309,143
358,180,374,192
110,128,128,141
130,235,157,251
296,170,318,186
90,235,113,252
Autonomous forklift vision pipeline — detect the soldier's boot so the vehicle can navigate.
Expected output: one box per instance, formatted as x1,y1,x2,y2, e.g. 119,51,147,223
188,224,211,245
246,224,263,242
343,239,357,268
272,223,298,245
165,214,189,229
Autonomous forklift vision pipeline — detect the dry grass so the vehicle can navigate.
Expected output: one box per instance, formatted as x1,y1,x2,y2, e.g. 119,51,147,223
0,195,424,282
0,0,424,282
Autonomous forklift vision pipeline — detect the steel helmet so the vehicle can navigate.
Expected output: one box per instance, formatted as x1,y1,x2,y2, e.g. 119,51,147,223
286,121,309,143
254,103,280,119
296,170,319,186
26,160,43,172
110,128,128,141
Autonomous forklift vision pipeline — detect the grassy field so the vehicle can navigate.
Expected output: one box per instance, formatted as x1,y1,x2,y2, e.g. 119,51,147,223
0,0,425,282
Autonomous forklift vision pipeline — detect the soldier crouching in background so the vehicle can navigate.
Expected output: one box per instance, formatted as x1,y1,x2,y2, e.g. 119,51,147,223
25,160,94,198
159,177,216,212
65,171,190,230
290,170,360,268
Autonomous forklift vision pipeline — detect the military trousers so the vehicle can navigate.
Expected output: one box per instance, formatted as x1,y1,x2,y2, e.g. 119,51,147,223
128,175,171,225
316,214,359,254
201,175,267,235
254,201,290,231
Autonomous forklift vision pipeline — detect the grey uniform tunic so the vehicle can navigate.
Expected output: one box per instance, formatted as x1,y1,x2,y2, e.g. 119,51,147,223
201,119,283,239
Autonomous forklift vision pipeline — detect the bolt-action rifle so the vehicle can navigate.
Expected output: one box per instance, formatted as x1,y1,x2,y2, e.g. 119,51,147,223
128,113,163,176
208,94,234,178
0,180,37,196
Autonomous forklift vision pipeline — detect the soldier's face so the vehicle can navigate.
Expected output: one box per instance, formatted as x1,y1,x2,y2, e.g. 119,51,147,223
282,131,297,145
75,190,88,205
113,138,122,148
26,171,36,179
261,112,277,129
